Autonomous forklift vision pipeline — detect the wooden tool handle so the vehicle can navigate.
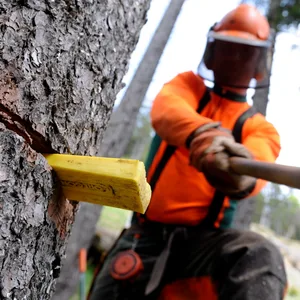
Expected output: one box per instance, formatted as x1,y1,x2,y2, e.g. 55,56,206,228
229,157,300,189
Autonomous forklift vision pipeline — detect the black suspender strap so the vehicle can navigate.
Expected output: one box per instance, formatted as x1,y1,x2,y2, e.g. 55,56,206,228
149,144,177,191
232,107,256,143
201,107,257,227
148,85,256,227
196,87,211,113
149,88,211,191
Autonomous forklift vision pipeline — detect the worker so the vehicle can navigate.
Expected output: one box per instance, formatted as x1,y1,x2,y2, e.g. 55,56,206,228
89,4,287,300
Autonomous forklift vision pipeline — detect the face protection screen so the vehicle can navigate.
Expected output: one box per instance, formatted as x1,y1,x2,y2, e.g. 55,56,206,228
198,35,271,89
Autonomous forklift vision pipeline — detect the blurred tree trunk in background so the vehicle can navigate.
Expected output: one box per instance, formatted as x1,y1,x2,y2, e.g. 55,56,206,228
252,28,277,113
100,0,186,158
233,0,281,229
53,1,185,299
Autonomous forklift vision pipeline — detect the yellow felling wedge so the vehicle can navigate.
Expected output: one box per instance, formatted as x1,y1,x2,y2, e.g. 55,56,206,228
43,154,152,214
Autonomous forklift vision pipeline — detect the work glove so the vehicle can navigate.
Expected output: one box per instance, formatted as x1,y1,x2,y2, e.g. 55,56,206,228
189,124,256,199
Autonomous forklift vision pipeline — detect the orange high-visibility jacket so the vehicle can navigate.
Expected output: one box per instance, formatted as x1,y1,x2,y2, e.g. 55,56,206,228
144,71,280,227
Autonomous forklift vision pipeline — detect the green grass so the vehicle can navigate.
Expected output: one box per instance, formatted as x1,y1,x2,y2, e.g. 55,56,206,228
69,207,131,300
97,206,132,231
286,286,300,300
69,264,96,300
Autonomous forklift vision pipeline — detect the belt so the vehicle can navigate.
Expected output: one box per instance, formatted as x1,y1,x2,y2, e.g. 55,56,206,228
128,220,209,296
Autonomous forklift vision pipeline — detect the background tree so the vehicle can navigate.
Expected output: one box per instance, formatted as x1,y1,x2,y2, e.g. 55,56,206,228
124,107,153,160
52,1,185,298
100,0,186,158
233,0,300,229
0,0,150,299
252,183,300,240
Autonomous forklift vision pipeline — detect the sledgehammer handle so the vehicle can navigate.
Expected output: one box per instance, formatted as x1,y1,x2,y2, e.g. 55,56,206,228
230,157,300,190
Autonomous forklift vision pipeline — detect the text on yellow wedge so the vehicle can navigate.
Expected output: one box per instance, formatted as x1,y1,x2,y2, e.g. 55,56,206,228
44,154,152,214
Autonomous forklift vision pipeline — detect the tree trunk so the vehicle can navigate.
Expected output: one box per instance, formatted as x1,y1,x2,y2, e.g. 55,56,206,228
129,134,151,160
100,0,186,158
51,203,102,300
0,0,150,299
53,1,185,298
233,2,278,230
252,29,277,114
232,198,257,230
0,128,76,299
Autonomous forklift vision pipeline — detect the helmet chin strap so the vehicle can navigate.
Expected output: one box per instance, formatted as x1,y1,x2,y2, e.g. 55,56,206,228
212,84,248,103
220,86,247,96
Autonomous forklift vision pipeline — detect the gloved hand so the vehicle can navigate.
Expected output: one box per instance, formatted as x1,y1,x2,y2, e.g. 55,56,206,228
189,124,234,171
189,124,256,199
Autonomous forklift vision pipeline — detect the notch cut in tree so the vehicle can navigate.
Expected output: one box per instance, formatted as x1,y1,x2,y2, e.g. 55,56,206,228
0,0,151,299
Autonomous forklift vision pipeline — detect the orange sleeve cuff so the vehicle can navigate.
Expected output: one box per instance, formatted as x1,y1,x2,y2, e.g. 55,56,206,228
241,114,281,198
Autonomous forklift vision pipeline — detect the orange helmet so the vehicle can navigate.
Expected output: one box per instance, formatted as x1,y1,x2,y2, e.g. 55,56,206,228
198,4,272,89
214,4,270,43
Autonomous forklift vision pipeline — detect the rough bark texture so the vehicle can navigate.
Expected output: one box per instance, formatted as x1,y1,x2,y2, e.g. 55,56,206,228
100,0,186,158
51,202,101,300
252,29,276,115
53,2,185,298
0,128,76,299
232,197,256,230
233,28,277,230
0,0,151,299
0,0,149,155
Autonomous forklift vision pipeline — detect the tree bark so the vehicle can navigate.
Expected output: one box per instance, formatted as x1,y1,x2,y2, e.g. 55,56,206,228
0,0,150,299
252,29,277,115
100,0,186,158
53,2,185,298
233,30,276,230
232,198,257,230
233,1,278,230
51,202,102,300
0,128,76,299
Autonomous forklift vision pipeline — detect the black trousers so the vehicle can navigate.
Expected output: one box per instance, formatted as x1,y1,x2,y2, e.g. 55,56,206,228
89,223,287,300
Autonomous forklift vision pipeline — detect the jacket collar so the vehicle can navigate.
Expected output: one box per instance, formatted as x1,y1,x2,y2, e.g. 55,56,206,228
212,85,247,103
